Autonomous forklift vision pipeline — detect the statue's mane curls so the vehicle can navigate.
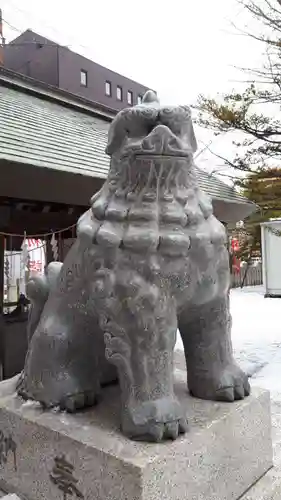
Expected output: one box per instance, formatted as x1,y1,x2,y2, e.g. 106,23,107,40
77,91,212,255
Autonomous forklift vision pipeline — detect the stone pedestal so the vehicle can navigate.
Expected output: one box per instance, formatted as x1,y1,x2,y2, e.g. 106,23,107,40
0,367,273,500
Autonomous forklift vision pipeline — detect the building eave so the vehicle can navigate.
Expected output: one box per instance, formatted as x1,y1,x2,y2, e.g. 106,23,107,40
0,79,257,219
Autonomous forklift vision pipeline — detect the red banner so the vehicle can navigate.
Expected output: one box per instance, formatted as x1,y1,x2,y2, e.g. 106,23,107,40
231,238,240,253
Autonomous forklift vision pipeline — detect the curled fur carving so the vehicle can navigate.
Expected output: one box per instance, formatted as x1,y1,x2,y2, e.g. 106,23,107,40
26,262,63,343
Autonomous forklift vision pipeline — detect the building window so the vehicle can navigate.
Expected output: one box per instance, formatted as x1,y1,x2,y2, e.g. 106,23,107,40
127,90,133,105
137,95,143,105
105,81,111,96
80,70,87,87
117,86,123,101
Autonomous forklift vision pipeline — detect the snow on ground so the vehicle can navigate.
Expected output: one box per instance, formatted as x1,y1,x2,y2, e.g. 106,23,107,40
230,286,281,393
176,285,281,397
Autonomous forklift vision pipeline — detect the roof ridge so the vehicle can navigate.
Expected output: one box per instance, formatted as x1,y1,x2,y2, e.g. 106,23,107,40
0,67,116,121
8,29,154,90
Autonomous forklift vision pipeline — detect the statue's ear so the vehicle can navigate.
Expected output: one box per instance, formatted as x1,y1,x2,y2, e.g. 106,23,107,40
188,121,198,153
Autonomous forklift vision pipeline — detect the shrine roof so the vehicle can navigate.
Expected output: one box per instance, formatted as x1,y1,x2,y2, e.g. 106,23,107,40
0,74,255,215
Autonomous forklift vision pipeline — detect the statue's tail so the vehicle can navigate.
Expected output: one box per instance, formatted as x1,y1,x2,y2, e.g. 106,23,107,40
26,261,63,344
17,261,63,395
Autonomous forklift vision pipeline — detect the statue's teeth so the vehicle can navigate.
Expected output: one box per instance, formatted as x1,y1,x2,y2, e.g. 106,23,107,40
92,191,111,219
77,210,101,243
122,223,159,251
96,221,123,248
159,230,191,256
127,203,158,222
105,199,129,221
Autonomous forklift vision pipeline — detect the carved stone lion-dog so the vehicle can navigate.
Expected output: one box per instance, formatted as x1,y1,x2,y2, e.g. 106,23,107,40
19,91,250,442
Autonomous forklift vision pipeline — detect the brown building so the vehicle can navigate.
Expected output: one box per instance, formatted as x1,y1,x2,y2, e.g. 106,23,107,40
3,29,152,111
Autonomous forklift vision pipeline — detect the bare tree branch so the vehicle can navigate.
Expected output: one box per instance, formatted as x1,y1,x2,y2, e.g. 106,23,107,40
195,0,281,182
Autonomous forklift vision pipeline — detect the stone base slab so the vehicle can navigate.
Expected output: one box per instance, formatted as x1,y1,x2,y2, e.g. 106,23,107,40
241,458,281,500
1,496,20,500
0,367,273,500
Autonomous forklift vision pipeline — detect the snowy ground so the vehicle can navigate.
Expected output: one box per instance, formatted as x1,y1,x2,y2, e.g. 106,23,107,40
176,285,281,397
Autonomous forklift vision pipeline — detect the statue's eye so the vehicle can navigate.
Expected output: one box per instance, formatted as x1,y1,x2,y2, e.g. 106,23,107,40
107,106,160,153
121,107,159,137
159,106,191,136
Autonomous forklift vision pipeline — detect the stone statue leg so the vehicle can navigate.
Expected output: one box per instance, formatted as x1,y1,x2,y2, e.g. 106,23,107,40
19,239,117,410
19,304,111,412
178,294,250,401
100,273,188,442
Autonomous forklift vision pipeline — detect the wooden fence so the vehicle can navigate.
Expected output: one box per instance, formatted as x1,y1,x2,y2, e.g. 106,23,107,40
231,263,263,288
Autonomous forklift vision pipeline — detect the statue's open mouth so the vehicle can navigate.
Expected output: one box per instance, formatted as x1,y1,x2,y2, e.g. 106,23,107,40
136,153,189,159
122,152,190,161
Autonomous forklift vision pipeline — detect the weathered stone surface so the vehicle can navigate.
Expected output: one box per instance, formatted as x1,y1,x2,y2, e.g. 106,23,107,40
19,91,250,443
1,495,21,499
240,396,281,500
240,459,281,500
0,369,272,500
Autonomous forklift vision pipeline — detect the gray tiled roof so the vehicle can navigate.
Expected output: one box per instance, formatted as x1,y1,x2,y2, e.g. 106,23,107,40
194,165,250,205
0,83,253,207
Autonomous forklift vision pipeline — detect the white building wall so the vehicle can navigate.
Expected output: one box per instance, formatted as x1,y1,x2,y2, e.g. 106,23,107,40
261,221,281,297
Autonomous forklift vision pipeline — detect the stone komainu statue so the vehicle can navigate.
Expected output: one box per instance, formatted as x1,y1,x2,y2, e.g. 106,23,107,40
19,91,250,442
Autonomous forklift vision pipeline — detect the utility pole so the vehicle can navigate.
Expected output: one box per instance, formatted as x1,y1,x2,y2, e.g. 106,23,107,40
0,9,5,65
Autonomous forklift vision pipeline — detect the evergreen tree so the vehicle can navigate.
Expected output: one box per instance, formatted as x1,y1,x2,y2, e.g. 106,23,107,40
230,167,281,259
196,0,281,174
195,0,281,258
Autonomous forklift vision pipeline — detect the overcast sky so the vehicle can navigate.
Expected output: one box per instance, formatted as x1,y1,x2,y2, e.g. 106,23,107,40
1,0,265,180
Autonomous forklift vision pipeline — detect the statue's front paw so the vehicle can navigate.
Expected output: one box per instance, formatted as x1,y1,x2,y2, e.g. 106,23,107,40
60,390,98,412
189,363,251,402
18,382,99,412
122,397,188,442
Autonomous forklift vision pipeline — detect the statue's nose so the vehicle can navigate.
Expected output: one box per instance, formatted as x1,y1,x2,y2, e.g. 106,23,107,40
145,124,171,140
142,125,182,155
